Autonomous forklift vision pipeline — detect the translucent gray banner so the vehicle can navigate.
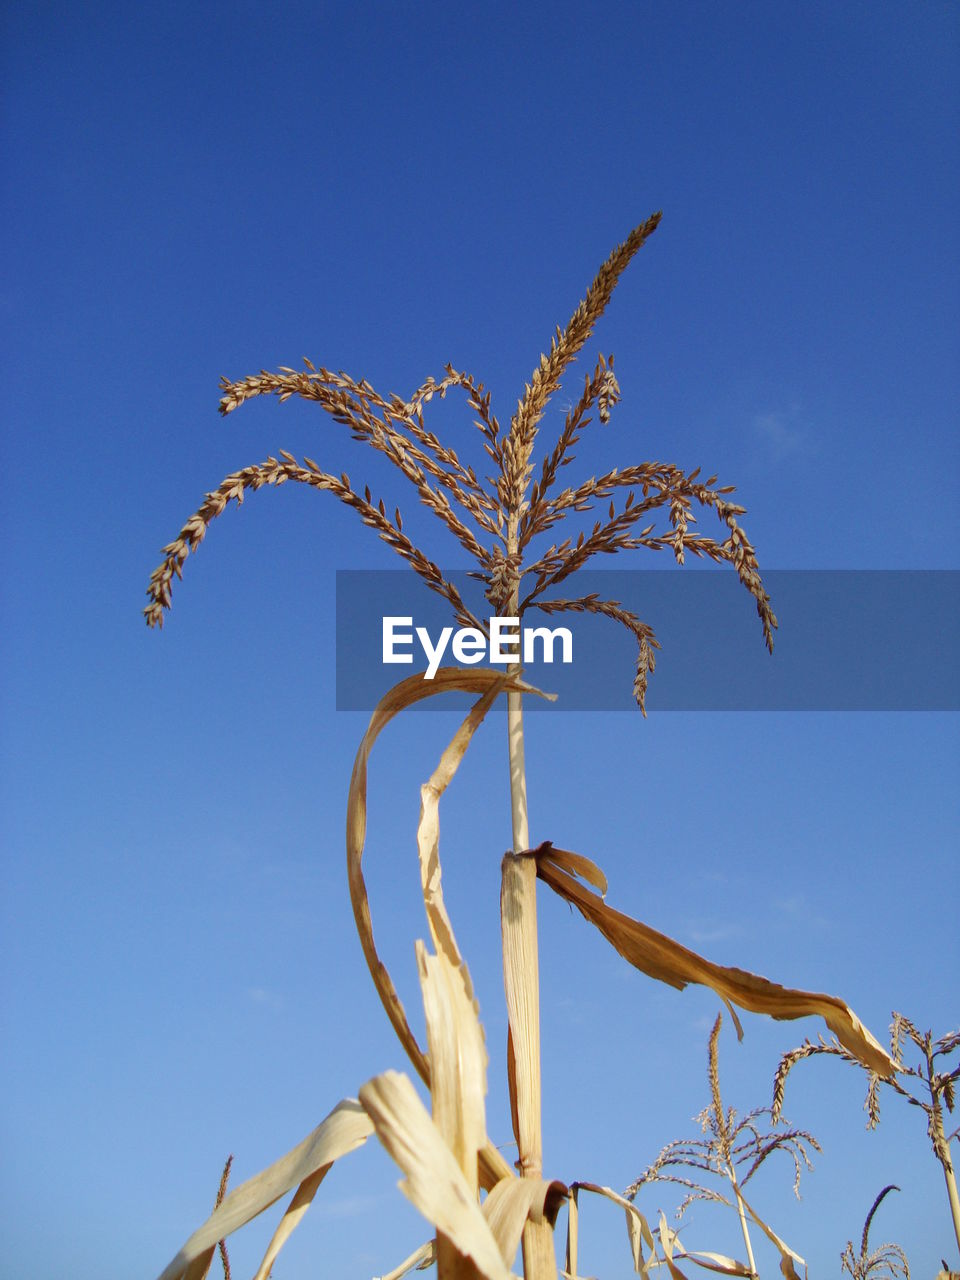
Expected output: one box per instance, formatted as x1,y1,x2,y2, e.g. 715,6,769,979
335,570,959,711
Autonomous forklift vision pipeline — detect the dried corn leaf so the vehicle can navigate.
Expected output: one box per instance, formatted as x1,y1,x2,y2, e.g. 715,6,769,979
563,1184,579,1278
657,1211,693,1280
155,1098,374,1280
571,1182,657,1277
501,848,560,1278
483,1174,568,1267
417,914,500,1279
738,1189,806,1280
501,852,544,1174
359,1069,512,1280
251,1168,325,1280
656,1209,752,1279
376,1239,436,1280
347,667,549,1194
418,678,509,1004
417,941,488,1189
672,1252,753,1277
531,844,895,1078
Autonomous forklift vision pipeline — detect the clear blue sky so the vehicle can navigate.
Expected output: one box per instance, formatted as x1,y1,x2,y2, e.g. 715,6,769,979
1,2,958,1276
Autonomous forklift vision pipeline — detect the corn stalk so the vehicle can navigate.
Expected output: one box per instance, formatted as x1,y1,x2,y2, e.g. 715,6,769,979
146,215,899,1279
501,513,556,1278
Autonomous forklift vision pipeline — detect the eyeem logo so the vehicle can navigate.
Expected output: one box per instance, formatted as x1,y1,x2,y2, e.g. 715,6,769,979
382,616,573,680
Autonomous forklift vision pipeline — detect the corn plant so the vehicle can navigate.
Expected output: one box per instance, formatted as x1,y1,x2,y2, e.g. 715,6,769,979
774,1014,960,1261
146,215,897,1280
625,1013,818,1277
840,1185,909,1280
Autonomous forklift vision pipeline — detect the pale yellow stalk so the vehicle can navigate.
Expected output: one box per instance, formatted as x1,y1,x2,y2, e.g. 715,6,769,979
944,1160,960,1258
923,1039,960,1256
500,516,557,1280
727,1168,757,1279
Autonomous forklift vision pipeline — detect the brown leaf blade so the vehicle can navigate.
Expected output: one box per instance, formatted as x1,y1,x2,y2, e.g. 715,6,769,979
531,844,895,1078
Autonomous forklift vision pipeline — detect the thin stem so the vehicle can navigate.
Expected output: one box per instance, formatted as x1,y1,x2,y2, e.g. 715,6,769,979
943,1158,960,1259
505,512,530,852
508,689,529,852
727,1164,757,1279
500,513,555,1280
925,1039,960,1257
711,1019,756,1278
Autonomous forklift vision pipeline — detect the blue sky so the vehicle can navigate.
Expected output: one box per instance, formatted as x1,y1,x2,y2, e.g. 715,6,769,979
1,2,958,1276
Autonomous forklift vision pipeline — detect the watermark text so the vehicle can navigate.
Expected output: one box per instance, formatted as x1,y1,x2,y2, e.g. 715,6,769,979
382,616,573,679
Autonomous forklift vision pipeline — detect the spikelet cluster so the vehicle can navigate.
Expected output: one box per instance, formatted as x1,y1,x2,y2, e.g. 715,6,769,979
146,215,777,710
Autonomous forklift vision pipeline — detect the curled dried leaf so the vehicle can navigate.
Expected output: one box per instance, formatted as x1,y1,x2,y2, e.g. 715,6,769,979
346,667,552,1192
529,844,895,1078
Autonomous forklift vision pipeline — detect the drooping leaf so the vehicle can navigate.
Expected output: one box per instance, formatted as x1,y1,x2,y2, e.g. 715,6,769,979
531,844,895,1078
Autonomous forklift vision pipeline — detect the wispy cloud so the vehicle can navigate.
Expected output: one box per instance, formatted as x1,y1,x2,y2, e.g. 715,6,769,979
314,1192,391,1219
753,406,809,459
247,985,284,1009
690,1013,720,1035
772,894,830,930
686,921,743,945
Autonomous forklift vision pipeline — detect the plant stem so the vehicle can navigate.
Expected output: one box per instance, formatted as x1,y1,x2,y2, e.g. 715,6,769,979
943,1157,960,1259
499,522,556,1280
508,684,529,853
925,1039,960,1257
728,1165,757,1279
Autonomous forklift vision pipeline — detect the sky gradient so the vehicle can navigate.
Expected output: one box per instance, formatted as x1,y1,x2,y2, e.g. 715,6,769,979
2,2,958,1276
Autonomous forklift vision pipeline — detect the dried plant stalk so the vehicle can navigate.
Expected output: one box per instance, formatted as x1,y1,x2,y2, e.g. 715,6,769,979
501,853,557,1279
145,214,900,1280
500,478,560,1278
